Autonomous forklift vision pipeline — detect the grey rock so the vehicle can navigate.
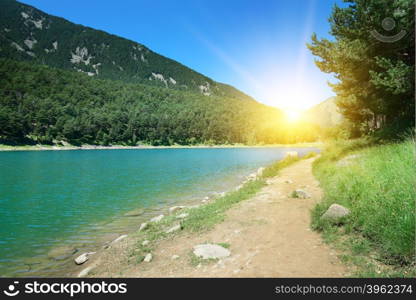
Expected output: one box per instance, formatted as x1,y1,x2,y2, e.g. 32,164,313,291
171,255,180,260
247,172,257,181
193,244,231,260
256,167,265,177
111,234,127,244
321,204,350,222
201,196,210,203
235,184,244,191
139,222,148,231
77,266,94,277
176,213,189,219
291,189,311,198
165,224,181,234
74,252,96,265
150,214,164,223
188,204,201,209
143,253,152,262
169,206,186,214
141,240,150,246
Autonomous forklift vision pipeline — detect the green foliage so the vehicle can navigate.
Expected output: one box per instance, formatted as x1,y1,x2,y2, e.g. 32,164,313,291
182,180,265,232
312,138,416,266
308,0,415,138
260,155,300,178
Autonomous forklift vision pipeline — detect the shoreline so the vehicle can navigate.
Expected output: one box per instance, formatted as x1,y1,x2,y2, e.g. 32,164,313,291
68,164,271,277
2,150,317,277
0,142,323,152
3,163,268,277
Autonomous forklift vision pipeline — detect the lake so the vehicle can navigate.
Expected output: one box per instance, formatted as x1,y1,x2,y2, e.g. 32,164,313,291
0,147,317,276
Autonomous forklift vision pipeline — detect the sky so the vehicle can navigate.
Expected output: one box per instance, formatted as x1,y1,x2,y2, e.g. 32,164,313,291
20,0,343,111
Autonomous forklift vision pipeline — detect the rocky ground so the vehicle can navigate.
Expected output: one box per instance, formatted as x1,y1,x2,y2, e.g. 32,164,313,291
74,157,349,277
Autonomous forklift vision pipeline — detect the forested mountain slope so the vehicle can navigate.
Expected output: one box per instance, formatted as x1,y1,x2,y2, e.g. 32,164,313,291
0,0,253,101
0,59,295,145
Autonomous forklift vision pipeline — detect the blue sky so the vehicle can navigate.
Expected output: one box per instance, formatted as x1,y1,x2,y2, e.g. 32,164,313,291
20,0,342,110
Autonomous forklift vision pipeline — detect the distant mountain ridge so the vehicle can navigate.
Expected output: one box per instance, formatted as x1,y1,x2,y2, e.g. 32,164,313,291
0,0,254,101
303,97,343,128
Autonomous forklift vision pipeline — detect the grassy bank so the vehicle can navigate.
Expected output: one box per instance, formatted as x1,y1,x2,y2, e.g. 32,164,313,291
311,138,415,277
127,152,316,265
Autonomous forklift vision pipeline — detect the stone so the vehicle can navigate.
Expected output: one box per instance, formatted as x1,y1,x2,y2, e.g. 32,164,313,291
111,234,127,244
139,222,148,231
321,204,350,222
171,255,180,260
188,204,201,209
291,189,311,199
142,240,150,246
284,179,293,184
103,235,127,249
143,253,152,262
176,213,189,219
201,196,210,203
169,206,186,214
235,184,244,191
256,167,265,176
150,214,164,223
77,266,94,277
193,244,231,260
247,173,257,181
74,252,96,265
165,224,181,234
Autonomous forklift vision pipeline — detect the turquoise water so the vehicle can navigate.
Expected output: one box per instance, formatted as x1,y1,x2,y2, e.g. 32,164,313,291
0,147,316,276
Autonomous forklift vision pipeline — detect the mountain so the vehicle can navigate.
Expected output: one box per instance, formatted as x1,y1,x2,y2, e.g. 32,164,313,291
303,97,343,128
0,0,253,101
0,0,319,146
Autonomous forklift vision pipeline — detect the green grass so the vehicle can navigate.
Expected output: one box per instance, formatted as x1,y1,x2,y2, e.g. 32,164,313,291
217,242,231,249
312,138,415,277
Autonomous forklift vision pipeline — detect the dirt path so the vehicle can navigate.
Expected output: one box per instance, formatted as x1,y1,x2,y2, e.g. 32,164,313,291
89,157,349,277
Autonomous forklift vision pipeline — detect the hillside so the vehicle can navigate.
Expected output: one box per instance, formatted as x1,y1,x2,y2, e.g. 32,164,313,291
0,0,253,101
303,97,343,128
0,58,291,145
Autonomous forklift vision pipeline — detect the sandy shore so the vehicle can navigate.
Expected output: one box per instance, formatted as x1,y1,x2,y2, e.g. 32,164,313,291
0,143,322,152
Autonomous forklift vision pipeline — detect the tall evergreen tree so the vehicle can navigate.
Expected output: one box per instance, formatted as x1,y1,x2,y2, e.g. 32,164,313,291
308,0,414,137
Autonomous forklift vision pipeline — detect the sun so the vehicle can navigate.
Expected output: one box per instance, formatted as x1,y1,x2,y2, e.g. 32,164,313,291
284,109,302,123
